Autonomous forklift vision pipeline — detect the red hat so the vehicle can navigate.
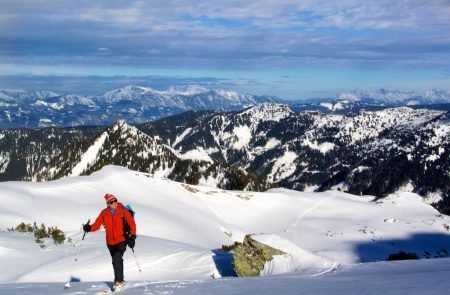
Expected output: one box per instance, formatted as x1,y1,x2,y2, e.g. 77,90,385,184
104,193,117,204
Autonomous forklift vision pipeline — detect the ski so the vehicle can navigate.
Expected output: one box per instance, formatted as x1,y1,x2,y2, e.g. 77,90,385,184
111,281,127,293
94,282,126,294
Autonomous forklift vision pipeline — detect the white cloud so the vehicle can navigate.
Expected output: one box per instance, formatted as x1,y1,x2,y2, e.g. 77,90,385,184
6,0,447,31
0,0,449,74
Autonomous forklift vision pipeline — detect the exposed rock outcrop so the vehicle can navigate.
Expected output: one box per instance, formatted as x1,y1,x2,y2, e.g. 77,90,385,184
232,235,285,277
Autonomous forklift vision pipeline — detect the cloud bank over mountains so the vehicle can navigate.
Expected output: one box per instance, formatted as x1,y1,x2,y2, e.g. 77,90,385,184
1,1,449,98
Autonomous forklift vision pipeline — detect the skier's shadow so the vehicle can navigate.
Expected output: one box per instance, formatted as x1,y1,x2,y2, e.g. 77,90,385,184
211,249,236,277
103,281,114,290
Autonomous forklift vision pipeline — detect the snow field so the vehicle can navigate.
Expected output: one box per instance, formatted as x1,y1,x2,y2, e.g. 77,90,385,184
0,165,449,285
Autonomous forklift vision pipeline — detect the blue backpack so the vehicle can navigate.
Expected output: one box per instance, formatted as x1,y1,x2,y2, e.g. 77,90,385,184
122,204,135,241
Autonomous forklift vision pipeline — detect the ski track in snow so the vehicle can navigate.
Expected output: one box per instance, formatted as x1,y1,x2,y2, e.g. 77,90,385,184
291,194,337,228
309,261,340,277
194,191,233,225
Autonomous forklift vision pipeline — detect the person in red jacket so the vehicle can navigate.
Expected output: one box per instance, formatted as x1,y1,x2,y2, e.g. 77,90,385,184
83,193,136,291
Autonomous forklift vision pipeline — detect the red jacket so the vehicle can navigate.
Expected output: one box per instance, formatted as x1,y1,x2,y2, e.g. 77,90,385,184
90,202,136,246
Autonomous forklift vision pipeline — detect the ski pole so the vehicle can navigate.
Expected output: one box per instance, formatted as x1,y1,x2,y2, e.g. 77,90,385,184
131,248,148,291
64,219,90,289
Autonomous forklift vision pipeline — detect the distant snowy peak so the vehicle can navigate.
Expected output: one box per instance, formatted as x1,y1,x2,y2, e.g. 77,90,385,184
166,85,209,95
32,90,60,100
100,85,161,103
337,91,362,103
336,89,450,105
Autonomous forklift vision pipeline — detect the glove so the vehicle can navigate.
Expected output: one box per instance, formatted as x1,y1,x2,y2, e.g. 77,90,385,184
128,235,136,249
83,223,91,232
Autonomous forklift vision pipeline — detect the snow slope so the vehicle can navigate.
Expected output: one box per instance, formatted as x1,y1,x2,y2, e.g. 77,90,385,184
69,132,108,177
1,257,450,294
0,165,450,293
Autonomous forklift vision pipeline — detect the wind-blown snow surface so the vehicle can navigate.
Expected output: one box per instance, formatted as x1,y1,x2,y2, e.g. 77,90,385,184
1,166,450,294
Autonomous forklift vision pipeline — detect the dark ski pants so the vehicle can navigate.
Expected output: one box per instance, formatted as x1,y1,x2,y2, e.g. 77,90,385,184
107,241,127,283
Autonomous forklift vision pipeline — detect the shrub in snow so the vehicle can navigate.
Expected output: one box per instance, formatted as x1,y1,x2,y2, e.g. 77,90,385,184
34,223,50,240
9,222,66,246
8,222,34,233
48,226,66,245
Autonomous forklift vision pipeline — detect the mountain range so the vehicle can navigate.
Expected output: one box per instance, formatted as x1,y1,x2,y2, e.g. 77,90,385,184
0,85,280,128
1,86,450,128
335,89,450,106
1,103,449,214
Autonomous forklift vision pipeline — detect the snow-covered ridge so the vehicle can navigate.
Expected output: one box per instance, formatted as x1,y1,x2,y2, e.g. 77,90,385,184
336,107,444,143
241,103,293,123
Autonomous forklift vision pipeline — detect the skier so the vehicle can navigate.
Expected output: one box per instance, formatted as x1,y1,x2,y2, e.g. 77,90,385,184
83,193,137,292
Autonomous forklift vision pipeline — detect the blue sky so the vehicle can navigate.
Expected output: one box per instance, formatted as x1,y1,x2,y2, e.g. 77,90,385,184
0,0,449,99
